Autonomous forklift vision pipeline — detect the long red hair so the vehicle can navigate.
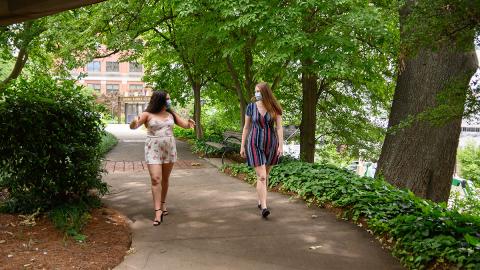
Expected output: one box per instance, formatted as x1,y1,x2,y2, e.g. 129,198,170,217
255,82,282,119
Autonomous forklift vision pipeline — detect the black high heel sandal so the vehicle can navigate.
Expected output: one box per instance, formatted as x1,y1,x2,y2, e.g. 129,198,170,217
161,201,168,216
153,209,163,226
261,208,270,219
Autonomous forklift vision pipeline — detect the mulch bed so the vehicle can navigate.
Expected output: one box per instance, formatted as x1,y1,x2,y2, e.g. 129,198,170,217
0,207,131,270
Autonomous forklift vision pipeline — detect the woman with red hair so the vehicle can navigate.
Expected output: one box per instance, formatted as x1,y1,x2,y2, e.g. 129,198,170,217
240,82,283,218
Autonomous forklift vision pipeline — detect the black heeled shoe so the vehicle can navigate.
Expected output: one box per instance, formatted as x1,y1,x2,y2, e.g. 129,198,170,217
162,201,169,216
153,209,163,226
261,208,270,219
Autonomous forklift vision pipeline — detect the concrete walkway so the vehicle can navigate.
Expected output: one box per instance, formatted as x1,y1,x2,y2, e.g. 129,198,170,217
102,125,403,270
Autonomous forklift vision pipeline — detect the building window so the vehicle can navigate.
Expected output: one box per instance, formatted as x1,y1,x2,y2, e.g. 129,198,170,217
87,61,101,72
129,84,144,96
106,84,119,93
129,84,143,90
87,83,101,91
106,61,119,72
129,62,143,72
462,127,480,133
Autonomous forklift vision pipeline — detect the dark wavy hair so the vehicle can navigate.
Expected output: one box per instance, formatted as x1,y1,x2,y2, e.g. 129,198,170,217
145,90,177,124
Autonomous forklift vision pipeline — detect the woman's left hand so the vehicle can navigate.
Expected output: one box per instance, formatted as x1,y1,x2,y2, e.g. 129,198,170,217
188,119,196,129
277,146,283,157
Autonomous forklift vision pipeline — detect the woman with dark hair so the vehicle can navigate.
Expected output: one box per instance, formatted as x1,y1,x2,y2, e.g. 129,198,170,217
130,90,195,226
240,82,283,218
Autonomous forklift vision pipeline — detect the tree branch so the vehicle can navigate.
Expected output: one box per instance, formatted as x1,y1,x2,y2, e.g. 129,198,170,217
1,47,28,87
92,49,120,58
271,59,290,91
226,56,246,103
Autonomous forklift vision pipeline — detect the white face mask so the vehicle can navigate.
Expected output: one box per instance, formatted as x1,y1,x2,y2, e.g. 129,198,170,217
255,92,262,101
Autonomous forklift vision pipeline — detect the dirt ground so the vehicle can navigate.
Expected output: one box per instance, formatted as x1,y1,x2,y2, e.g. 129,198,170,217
0,207,131,270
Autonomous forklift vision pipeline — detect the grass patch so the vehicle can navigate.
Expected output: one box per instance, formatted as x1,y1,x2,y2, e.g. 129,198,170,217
49,196,102,242
99,131,118,156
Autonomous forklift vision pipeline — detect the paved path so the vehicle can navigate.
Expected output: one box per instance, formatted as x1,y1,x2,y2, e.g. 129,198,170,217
102,124,403,270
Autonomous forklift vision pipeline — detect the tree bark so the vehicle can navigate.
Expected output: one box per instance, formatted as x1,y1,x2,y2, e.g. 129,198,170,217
192,80,204,139
376,41,477,202
243,35,256,97
271,60,290,91
300,58,318,163
226,56,247,128
1,47,28,88
376,1,479,203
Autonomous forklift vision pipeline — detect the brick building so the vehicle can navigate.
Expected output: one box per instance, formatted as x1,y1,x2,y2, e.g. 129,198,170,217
72,53,152,123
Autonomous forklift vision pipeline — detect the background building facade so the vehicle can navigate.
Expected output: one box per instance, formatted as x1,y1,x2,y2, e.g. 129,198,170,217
72,53,152,123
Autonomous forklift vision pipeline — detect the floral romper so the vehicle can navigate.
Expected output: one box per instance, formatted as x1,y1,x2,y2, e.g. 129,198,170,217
145,114,177,164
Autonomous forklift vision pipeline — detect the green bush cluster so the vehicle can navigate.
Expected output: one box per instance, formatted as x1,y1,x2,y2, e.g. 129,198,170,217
173,126,196,140
223,161,480,269
457,142,480,187
450,187,480,217
173,126,224,156
49,196,102,242
99,131,119,156
0,76,108,214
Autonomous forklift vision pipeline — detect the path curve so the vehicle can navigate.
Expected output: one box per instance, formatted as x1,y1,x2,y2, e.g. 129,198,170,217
102,124,403,270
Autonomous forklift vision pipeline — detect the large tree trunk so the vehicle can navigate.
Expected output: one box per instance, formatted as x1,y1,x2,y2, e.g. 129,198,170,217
300,58,318,163
376,47,477,202
376,1,478,203
192,80,204,139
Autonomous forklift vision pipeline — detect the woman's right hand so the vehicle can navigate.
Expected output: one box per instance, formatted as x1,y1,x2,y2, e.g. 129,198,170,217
240,146,246,158
129,116,139,129
187,119,196,129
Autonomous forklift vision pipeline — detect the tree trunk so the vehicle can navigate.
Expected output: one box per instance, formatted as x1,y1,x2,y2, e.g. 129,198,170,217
300,58,318,163
226,56,247,128
271,60,290,91
0,21,36,90
0,47,28,89
376,0,478,203
243,36,256,97
376,47,477,203
192,80,204,139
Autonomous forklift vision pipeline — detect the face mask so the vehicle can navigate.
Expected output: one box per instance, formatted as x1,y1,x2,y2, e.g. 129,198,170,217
255,92,262,101
166,99,172,109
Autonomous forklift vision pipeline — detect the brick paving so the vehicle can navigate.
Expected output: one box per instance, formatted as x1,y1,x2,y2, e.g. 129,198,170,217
103,160,209,173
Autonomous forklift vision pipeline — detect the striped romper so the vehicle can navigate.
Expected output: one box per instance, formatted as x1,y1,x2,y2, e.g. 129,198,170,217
246,102,280,167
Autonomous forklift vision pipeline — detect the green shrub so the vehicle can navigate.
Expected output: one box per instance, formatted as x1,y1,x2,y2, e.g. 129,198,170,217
99,131,118,156
457,142,480,187
450,186,480,217
174,126,196,140
222,163,257,184
49,196,101,242
0,76,108,213
174,126,224,156
223,161,480,269
191,139,222,156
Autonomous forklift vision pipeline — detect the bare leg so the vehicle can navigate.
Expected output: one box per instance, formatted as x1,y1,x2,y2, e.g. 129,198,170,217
266,165,273,203
254,165,268,209
266,165,272,189
160,162,174,213
147,164,162,222
258,166,273,206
